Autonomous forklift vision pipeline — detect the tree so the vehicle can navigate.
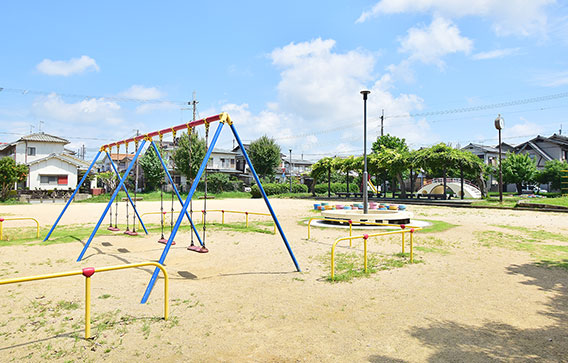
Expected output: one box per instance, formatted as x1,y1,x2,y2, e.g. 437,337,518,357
97,171,118,192
248,135,281,180
372,135,410,197
501,152,538,194
372,134,409,154
139,145,165,191
536,159,568,191
0,157,28,201
173,130,206,185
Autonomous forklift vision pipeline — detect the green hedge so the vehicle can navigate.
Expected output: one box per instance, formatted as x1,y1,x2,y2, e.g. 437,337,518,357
197,173,244,194
314,183,359,195
250,183,308,198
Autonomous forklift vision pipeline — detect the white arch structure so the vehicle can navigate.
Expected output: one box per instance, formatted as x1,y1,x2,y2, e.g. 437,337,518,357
416,178,482,199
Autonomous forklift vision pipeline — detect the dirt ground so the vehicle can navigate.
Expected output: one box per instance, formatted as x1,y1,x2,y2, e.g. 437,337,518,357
0,198,566,362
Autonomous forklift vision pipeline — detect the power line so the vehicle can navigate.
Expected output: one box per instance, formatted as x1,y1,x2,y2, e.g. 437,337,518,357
0,86,185,105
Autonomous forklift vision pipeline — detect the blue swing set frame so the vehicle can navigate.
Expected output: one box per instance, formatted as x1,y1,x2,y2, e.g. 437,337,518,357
44,113,300,303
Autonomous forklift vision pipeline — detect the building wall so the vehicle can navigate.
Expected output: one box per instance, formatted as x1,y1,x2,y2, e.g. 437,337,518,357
29,158,78,190
15,141,65,164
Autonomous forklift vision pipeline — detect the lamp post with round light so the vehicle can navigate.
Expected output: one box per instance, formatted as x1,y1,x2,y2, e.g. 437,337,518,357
360,90,370,214
494,114,504,203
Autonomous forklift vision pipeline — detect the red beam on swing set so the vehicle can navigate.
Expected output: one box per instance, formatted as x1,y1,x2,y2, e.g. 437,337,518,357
101,113,223,150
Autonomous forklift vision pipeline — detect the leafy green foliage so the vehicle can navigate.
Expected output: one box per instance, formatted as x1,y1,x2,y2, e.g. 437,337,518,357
97,171,117,191
173,130,206,182
314,182,359,195
201,173,243,193
371,134,409,153
139,145,165,191
0,157,28,201
248,135,281,179
501,152,538,193
250,182,308,198
537,160,568,190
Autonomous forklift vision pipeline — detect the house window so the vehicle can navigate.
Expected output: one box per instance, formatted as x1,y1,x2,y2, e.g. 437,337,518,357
230,159,235,166
27,147,36,156
40,175,68,185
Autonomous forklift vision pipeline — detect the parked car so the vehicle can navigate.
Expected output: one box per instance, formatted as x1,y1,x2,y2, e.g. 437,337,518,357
521,185,547,194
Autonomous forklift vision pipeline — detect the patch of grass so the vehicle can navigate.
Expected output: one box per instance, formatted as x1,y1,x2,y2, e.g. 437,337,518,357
419,219,458,233
98,294,112,300
475,230,568,270
414,246,450,255
205,221,274,235
57,301,79,311
522,196,568,208
492,224,568,242
326,251,415,282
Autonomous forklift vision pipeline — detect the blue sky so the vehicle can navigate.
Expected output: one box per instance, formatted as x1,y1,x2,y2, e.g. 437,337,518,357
1,0,568,160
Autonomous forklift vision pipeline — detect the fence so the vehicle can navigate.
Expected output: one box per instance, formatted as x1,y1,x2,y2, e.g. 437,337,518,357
0,261,168,339
139,209,277,233
0,217,40,240
330,227,421,281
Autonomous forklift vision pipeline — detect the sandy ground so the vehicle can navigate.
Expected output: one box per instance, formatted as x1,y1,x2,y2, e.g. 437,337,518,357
0,198,567,362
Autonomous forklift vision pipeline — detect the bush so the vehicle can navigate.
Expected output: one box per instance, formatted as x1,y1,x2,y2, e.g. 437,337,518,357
314,182,359,195
250,182,308,198
197,173,243,194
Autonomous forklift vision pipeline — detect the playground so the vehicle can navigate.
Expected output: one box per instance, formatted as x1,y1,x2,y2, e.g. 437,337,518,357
0,197,567,361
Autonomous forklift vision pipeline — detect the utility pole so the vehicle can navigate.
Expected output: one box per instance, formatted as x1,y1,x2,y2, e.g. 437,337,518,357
289,149,292,193
361,90,370,214
190,91,198,123
381,109,384,137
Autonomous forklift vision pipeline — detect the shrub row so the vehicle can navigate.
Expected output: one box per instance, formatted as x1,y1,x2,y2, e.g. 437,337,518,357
314,182,360,195
250,183,308,198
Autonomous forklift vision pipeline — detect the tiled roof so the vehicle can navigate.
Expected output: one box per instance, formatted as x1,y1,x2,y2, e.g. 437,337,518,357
19,133,69,144
27,153,90,168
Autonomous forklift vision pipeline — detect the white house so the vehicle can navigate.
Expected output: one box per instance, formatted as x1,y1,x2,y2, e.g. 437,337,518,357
0,132,90,190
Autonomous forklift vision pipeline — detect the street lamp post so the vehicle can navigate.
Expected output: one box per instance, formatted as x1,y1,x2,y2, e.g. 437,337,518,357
360,90,370,214
495,114,504,203
289,149,292,193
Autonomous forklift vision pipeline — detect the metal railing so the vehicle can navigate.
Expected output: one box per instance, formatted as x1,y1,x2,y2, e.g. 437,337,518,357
0,217,40,240
139,209,277,234
330,227,422,281
0,261,168,339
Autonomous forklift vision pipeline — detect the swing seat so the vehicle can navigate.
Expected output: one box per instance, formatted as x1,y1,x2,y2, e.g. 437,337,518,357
124,231,138,236
158,238,175,245
188,245,208,253
107,226,120,231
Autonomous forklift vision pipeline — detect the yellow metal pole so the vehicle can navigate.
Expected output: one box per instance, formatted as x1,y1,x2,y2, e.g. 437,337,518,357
246,213,249,228
410,229,414,263
273,222,276,234
363,234,368,273
0,220,3,241
349,220,353,247
222,210,225,224
85,276,91,339
401,231,405,254
164,269,169,321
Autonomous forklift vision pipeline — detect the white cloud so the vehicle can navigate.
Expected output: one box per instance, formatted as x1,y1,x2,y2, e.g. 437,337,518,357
472,47,520,60
270,38,376,122
508,117,544,137
534,70,568,87
36,55,99,76
119,85,164,100
32,93,123,124
209,38,432,156
357,0,554,37
399,17,473,67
